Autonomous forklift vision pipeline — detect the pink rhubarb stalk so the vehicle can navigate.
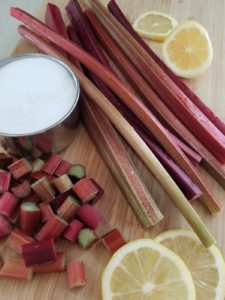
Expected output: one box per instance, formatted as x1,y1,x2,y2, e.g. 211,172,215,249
63,219,84,242
6,229,34,254
0,257,33,281
0,192,18,217
67,261,87,289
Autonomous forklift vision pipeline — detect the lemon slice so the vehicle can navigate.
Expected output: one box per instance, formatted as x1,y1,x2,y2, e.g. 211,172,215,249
162,20,213,78
102,239,196,300
155,230,225,300
133,11,178,42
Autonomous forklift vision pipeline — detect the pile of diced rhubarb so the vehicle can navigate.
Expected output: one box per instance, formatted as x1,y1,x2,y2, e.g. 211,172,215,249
0,153,125,289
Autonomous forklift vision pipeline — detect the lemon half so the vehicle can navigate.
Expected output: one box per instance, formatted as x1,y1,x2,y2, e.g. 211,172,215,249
133,11,178,42
162,20,213,78
102,239,195,300
155,230,225,300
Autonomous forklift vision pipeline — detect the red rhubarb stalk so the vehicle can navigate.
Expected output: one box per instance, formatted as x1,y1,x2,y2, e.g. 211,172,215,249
55,160,72,176
21,239,56,267
67,19,162,225
6,229,34,254
19,202,41,235
63,219,84,242
101,228,126,254
35,214,68,241
0,257,33,281
38,203,55,222
84,8,220,212
12,8,221,214
33,252,65,273
70,6,202,202
31,177,55,203
57,195,80,222
8,157,32,179
76,204,102,230
0,171,11,193
12,180,31,198
67,261,87,289
136,128,202,201
0,214,13,238
0,192,18,217
108,0,225,137
88,0,225,164
72,178,100,203
16,24,215,247
43,154,63,175
51,190,71,210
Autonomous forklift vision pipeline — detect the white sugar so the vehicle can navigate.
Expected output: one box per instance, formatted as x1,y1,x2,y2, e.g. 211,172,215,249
0,56,78,135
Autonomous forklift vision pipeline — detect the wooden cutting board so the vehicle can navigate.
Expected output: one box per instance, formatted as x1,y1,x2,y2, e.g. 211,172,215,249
1,0,225,299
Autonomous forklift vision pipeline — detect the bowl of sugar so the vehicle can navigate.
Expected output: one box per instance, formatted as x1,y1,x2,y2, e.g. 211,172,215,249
0,53,80,156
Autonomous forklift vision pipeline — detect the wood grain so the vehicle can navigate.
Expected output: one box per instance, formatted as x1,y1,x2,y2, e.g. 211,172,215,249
0,0,225,299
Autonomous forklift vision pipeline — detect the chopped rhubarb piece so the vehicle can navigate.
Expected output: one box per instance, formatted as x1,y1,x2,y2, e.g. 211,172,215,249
55,160,72,176
31,177,55,203
0,171,11,194
89,179,104,204
101,229,126,254
6,229,34,254
38,203,54,222
17,136,32,151
0,192,18,217
51,191,71,210
24,193,40,204
67,261,86,289
32,158,45,172
0,214,12,238
76,204,102,230
52,174,73,193
68,164,86,179
8,158,32,179
33,252,65,273
78,228,97,249
0,257,33,281
31,171,55,182
57,195,80,222
63,219,84,242
72,178,100,203
12,180,31,198
36,215,68,241
19,202,41,235
43,154,63,175
21,239,56,267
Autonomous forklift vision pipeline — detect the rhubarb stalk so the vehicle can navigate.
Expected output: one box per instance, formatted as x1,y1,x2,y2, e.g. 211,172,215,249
0,257,33,281
69,4,202,202
108,0,225,137
19,202,41,235
6,229,34,254
67,261,87,289
12,8,221,214
17,24,215,247
88,0,225,164
21,239,56,267
33,252,65,273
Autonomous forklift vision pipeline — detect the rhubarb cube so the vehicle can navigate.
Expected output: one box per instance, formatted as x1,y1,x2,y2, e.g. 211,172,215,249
8,158,32,179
